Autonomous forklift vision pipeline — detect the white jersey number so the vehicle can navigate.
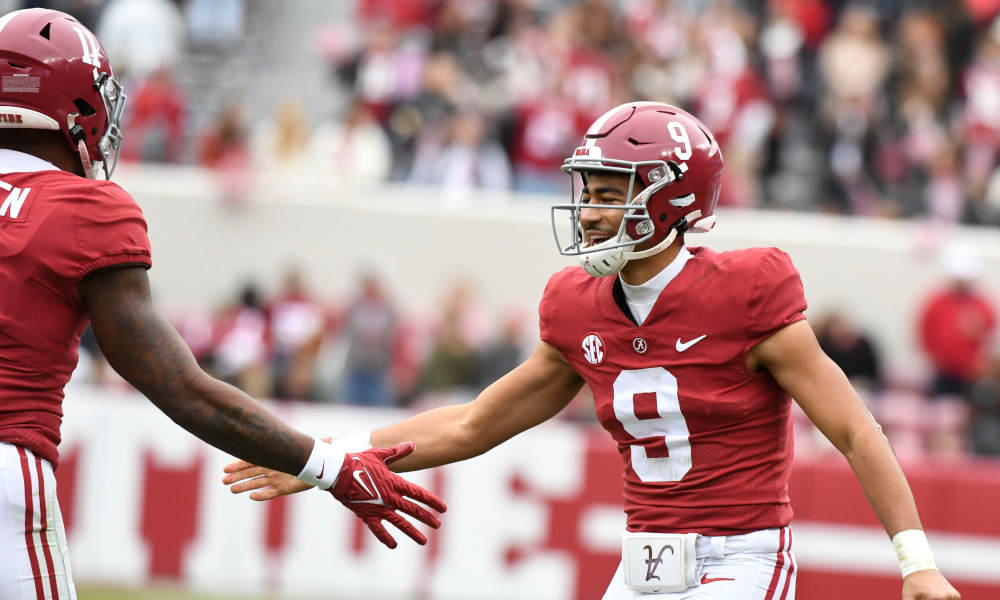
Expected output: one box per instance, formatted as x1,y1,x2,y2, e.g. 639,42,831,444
612,367,692,482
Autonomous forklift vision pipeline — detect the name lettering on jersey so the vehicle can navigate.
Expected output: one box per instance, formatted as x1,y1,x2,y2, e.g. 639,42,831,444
581,333,605,365
0,180,30,220
644,543,673,582
632,337,648,354
0,113,24,123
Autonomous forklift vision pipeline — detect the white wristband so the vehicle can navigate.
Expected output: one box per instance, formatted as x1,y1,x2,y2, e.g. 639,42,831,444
296,440,346,490
329,431,373,453
892,529,938,577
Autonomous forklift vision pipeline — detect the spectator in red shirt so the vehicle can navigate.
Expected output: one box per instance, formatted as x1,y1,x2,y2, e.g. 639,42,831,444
120,66,186,163
919,241,998,398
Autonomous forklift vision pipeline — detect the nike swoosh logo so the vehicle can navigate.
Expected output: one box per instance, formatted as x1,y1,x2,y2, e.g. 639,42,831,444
317,461,325,480
676,334,707,352
701,574,735,584
351,459,379,501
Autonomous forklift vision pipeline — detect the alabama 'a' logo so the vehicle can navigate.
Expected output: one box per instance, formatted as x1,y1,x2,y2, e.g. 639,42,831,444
581,333,605,365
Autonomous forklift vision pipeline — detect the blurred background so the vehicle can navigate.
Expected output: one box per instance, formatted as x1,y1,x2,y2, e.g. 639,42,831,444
13,0,1000,597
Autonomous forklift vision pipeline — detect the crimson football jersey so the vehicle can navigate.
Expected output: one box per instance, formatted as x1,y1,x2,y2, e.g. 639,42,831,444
0,151,152,467
540,246,806,536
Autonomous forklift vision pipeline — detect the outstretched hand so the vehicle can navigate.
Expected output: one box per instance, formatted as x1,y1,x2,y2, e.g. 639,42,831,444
330,442,447,548
223,458,313,500
222,442,447,549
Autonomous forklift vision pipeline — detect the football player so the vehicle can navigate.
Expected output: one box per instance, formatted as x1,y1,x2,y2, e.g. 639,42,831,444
224,102,960,600
0,9,444,599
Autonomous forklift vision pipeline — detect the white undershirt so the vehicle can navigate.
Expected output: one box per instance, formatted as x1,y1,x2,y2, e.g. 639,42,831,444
620,247,693,326
0,149,60,174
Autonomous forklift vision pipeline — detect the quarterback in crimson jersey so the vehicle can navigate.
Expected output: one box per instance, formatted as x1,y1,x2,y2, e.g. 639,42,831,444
224,102,959,600
540,246,805,536
0,9,444,600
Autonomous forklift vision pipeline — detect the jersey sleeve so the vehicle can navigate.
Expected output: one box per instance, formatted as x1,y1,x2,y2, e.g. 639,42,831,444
746,249,807,347
538,269,563,348
73,182,152,280
538,266,583,352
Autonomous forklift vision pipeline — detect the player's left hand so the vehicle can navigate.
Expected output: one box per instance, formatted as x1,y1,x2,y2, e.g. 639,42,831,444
223,460,312,500
330,442,447,549
902,569,960,600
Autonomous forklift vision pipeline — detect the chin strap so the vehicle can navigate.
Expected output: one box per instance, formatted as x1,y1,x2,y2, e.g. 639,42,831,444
624,228,678,261
579,210,703,278
77,139,96,180
580,238,634,277
623,210,701,261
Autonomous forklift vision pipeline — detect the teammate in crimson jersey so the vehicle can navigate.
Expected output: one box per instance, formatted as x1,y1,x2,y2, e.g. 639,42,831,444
0,10,444,599
224,102,959,600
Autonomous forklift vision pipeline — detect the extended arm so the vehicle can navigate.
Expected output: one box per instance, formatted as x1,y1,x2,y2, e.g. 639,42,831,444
371,340,585,472
79,265,315,474
750,320,959,600
81,265,446,548
224,340,585,495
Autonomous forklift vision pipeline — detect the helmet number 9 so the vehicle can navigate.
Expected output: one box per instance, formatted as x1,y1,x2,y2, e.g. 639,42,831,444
667,122,692,161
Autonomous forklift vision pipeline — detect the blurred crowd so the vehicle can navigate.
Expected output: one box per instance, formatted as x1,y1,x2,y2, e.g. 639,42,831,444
808,241,1000,460
21,0,1000,222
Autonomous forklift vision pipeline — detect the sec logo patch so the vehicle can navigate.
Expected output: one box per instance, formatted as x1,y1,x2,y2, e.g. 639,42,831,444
581,333,605,365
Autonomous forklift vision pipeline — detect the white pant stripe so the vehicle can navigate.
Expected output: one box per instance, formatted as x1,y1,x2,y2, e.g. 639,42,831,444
0,444,75,600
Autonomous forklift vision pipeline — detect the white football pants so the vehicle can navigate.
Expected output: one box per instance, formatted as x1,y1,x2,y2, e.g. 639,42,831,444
0,443,76,600
604,527,796,600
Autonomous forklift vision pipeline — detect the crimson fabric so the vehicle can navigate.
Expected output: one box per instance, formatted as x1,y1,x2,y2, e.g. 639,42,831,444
539,246,807,535
0,170,152,467
330,443,447,549
918,288,997,382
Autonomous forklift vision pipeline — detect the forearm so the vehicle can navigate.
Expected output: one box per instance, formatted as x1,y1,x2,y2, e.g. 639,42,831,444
80,266,314,475
842,425,922,537
105,309,314,475
371,403,484,472
162,370,314,475
372,344,583,472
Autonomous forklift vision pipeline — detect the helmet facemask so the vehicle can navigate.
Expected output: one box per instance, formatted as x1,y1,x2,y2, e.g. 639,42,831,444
551,155,682,277
75,71,126,180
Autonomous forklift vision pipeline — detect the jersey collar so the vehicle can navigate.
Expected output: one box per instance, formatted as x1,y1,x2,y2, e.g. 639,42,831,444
0,149,61,174
619,246,693,306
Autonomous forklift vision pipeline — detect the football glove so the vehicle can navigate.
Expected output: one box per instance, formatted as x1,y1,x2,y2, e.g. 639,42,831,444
330,442,447,549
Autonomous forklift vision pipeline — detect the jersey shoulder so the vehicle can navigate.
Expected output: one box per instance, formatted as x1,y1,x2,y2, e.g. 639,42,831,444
686,245,806,344
693,245,791,271
3,170,139,208
539,266,603,347
543,265,597,299
689,246,799,288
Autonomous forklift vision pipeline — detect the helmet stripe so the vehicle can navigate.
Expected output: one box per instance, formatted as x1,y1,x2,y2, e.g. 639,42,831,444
585,101,666,136
0,10,26,37
586,105,626,136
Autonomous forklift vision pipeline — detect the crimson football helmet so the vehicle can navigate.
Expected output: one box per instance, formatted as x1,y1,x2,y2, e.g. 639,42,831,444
552,102,723,277
0,9,125,179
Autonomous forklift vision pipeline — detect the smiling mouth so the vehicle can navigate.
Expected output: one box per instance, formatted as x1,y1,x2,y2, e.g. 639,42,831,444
585,231,613,246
